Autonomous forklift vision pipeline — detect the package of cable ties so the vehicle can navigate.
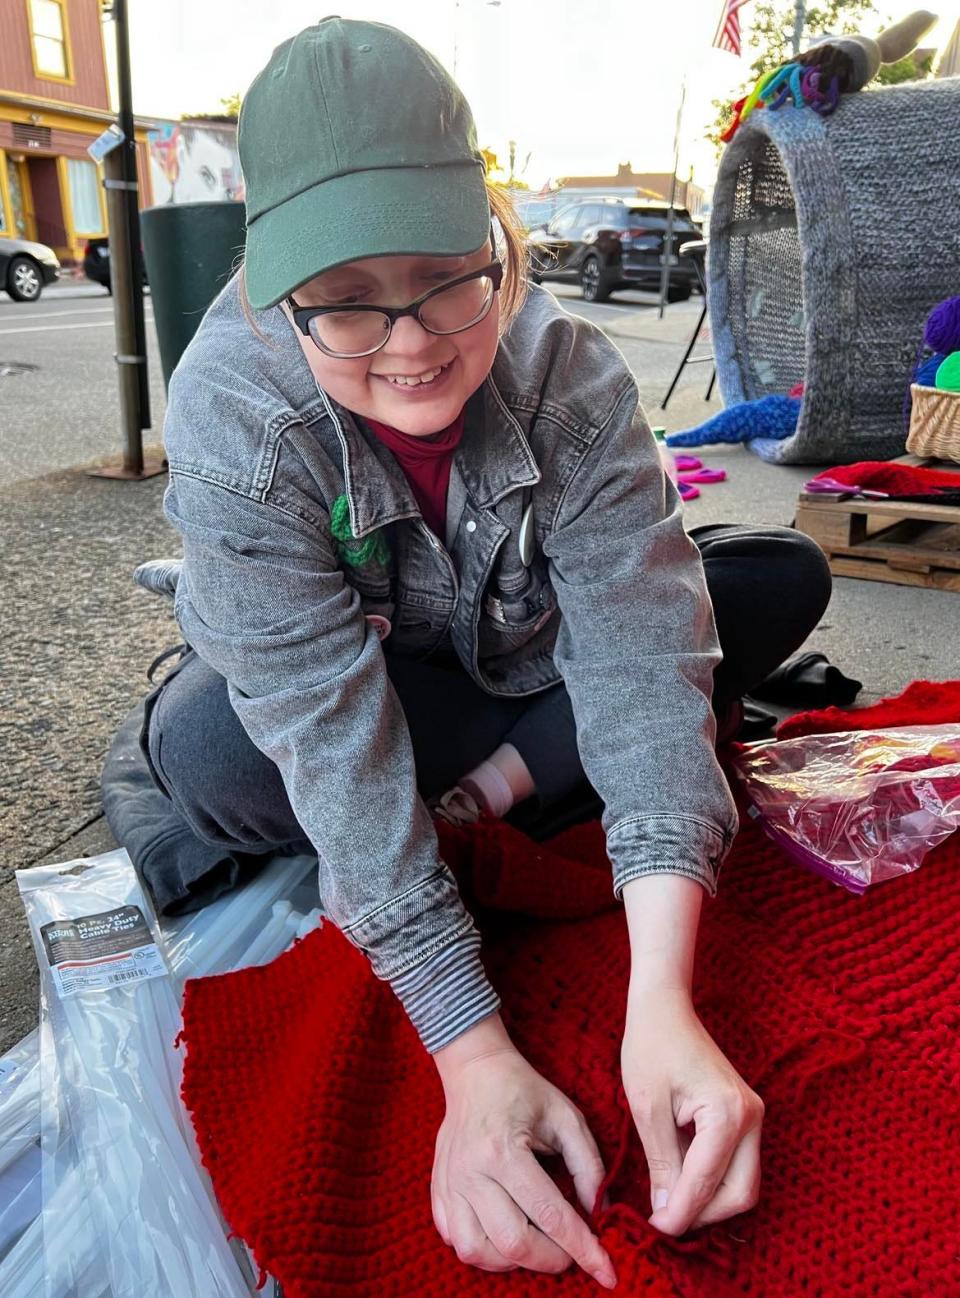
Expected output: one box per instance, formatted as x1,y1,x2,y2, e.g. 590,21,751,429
15,849,252,1298
1,850,317,1297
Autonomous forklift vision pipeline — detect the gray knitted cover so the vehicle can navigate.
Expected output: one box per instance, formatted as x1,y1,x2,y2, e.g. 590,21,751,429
708,77,960,464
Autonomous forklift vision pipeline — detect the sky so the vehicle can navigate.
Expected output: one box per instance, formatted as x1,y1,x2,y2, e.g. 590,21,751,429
113,0,960,191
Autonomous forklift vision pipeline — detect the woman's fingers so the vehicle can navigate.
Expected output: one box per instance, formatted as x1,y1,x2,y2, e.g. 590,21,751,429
470,1176,572,1275
444,1190,518,1273
648,1094,763,1236
627,1093,686,1215
689,1118,762,1229
430,1178,451,1246
648,1114,736,1235
430,1044,618,1283
544,1106,609,1217
499,1145,618,1289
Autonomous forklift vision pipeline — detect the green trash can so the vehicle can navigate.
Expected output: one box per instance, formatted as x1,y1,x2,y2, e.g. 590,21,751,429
141,201,246,389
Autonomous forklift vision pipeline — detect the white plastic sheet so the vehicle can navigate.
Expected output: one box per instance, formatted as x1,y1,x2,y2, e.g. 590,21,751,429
0,1032,39,1177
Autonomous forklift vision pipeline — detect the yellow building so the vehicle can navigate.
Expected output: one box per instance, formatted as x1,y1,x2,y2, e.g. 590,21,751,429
0,0,153,264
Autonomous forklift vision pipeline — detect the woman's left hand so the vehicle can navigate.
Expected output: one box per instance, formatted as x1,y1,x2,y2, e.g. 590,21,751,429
620,986,764,1236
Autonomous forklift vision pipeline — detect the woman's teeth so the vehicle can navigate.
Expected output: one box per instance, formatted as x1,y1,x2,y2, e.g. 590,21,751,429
385,363,448,386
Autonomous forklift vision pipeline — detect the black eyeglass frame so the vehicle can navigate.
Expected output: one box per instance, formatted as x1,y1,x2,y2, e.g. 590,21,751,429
286,259,504,358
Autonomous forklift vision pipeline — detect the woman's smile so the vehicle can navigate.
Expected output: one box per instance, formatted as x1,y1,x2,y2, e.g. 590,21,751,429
374,359,455,396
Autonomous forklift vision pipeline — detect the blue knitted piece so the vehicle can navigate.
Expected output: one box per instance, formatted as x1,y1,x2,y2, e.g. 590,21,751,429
915,353,947,386
665,395,802,447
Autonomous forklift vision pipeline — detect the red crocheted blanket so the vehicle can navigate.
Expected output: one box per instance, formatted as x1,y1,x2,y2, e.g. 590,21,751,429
180,682,960,1298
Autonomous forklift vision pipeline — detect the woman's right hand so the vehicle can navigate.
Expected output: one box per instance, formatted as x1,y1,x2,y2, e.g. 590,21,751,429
431,1014,618,1288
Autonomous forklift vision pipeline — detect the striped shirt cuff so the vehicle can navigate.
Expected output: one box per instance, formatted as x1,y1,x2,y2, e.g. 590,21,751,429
390,929,501,1054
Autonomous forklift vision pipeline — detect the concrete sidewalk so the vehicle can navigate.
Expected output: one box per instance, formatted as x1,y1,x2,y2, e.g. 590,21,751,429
1,454,177,1053
3,293,959,1058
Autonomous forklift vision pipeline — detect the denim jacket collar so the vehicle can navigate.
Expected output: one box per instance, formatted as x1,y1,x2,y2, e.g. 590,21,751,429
315,366,542,541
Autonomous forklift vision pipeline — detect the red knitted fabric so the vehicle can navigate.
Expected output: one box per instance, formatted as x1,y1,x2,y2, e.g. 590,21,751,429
180,684,960,1298
777,678,960,739
811,461,960,495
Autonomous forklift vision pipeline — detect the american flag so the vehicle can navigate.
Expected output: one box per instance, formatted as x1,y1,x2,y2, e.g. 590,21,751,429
713,0,751,56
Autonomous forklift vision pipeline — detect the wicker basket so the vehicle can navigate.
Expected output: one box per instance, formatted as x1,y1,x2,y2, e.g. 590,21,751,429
906,384,960,463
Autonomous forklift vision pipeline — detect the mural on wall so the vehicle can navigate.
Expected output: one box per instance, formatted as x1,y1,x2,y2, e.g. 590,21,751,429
147,122,244,205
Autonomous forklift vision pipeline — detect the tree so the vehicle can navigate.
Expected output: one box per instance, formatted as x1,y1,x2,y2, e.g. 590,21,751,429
178,94,242,125
481,145,531,192
875,50,934,84
706,1,919,152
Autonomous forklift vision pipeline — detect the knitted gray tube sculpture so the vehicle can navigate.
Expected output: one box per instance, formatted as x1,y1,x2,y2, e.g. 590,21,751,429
707,77,960,464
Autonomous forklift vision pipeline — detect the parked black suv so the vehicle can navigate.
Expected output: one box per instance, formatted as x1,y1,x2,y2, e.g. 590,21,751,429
527,197,700,303
83,237,148,292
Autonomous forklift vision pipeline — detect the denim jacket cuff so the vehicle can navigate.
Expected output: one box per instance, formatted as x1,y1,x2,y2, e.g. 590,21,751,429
342,865,480,980
607,813,737,900
390,929,502,1054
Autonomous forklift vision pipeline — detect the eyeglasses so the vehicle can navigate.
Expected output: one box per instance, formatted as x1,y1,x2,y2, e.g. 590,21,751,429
287,260,503,358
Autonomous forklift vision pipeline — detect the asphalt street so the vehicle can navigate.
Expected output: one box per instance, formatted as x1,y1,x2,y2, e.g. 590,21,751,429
0,282,168,486
1,274,959,1056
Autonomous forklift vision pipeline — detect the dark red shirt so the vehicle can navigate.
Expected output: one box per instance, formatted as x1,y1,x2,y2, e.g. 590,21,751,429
364,409,465,539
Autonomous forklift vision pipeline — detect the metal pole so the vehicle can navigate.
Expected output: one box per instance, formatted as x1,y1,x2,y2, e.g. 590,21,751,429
114,0,150,434
658,77,686,319
89,0,164,480
791,0,806,57
100,148,142,473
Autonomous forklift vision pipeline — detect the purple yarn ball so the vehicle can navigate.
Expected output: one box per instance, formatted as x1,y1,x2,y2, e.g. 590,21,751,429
924,297,960,354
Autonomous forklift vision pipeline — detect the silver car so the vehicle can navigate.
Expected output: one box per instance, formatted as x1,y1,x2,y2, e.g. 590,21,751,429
0,236,61,302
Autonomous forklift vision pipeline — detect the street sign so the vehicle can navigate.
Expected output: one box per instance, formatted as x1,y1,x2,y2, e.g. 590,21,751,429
88,124,125,164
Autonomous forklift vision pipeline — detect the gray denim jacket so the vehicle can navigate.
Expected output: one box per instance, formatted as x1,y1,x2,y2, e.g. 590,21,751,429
163,278,738,1051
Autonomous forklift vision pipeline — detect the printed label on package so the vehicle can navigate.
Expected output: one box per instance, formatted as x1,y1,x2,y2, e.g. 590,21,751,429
40,906,167,999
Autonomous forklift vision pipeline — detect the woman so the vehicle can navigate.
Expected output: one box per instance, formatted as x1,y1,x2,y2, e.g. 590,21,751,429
105,17,831,1287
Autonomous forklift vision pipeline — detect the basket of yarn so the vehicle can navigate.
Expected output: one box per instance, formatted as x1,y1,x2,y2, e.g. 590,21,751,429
906,297,960,463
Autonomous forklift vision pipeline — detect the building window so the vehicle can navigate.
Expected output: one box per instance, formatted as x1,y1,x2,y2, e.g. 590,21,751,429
66,159,103,235
30,0,71,80
5,157,29,237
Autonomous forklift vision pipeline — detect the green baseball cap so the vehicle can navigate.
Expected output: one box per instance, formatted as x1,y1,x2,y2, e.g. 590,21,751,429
239,17,491,309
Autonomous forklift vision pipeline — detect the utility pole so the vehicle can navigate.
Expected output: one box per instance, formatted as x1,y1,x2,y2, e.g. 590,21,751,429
658,76,687,319
90,0,164,480
791,0,807,57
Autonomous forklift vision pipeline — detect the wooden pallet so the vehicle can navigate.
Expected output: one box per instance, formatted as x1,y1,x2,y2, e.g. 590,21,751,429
795,457,960,592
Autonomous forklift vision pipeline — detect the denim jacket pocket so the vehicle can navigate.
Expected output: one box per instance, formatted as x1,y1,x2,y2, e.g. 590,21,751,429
477,566,558,659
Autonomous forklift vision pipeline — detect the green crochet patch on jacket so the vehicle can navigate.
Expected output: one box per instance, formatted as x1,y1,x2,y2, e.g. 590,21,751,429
329,494,390,568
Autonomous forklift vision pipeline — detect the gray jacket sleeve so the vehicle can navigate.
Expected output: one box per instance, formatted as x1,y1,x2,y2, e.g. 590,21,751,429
164,473,499,1052
542,379,739,897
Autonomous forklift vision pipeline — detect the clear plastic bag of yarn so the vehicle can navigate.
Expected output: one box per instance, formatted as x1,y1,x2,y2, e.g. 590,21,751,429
15,850,253,1298
733,725,960,893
